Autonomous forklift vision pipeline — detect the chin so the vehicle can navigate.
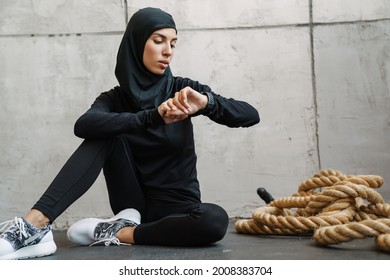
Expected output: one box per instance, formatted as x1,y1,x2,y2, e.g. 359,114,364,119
153,69,166,75
147,65,166,75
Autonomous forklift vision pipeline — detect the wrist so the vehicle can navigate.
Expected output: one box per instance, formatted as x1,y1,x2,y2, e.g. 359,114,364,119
200,91,214,112
200,94,208,110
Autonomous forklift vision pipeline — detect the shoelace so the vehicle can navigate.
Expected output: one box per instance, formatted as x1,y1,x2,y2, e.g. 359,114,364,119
89,237,131,247
90,219,137,247
0,217,28,240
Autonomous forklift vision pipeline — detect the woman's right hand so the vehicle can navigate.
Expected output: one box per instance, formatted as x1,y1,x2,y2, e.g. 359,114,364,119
158,99,188,124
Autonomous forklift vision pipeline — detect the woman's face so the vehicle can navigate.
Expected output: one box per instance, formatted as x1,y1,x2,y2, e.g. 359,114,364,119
143,28,177,75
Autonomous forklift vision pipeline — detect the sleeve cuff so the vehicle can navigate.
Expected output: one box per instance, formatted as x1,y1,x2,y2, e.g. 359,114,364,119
150,108,165,127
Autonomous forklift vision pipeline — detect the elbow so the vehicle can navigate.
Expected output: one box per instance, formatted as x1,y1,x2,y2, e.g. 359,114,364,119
253,109,260,125
256,113,260,125
242,103,260,127
73,117,86,138
244,109,260,127
73,123,83,138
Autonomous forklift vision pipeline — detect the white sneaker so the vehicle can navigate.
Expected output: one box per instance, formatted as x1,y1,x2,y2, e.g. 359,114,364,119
67,208,140,246
0,217,57,260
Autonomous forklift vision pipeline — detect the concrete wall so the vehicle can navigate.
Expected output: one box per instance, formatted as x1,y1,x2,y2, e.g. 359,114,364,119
0,0,389,229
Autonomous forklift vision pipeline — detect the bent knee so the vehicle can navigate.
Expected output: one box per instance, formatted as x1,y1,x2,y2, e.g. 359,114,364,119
197,203,229,244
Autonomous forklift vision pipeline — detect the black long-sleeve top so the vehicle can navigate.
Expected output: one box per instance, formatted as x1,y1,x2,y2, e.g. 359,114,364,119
74,77,260,203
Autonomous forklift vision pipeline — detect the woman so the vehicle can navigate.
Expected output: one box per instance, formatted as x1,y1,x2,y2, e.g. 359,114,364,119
0,7,259,259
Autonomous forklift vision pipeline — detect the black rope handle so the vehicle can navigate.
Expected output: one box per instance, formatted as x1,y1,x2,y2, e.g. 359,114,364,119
257,187,274,204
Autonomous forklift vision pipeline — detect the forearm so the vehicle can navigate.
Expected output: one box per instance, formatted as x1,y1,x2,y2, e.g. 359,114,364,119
172,78,260,127
74,108,164,139
201,92,260,128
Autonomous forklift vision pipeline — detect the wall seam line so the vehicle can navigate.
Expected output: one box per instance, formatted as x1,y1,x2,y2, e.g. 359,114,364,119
309,0,322,171
123,0,128,26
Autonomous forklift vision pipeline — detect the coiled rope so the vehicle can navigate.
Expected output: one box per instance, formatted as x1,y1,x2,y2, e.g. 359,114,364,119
235,169,390,252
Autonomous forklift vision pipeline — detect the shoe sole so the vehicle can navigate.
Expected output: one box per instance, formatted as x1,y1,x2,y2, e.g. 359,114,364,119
0,240,57,260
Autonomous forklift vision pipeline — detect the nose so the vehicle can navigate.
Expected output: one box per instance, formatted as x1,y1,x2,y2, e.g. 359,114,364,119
163,44,173,57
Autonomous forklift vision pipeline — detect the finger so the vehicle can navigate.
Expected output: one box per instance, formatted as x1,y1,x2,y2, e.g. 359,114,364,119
166,108,187,117
166,99,178,111
172,92,189,114
158,101,169,117
179,89,191,111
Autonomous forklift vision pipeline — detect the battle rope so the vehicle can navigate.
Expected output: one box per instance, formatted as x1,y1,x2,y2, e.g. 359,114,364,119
235,169,390,252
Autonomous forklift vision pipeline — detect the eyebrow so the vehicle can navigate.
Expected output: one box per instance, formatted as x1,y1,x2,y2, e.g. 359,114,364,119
151,32,178,42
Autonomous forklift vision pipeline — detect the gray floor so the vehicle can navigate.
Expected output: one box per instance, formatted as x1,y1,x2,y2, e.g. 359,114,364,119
40,219,389,260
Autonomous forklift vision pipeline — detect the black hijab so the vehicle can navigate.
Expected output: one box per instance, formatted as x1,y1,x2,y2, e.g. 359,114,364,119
115,7,177,111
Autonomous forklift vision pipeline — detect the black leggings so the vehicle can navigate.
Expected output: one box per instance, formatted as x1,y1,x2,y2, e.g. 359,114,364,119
33,135,229,246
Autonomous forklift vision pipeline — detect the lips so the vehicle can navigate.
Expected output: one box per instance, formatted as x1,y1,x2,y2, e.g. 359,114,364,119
158,60,169,69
